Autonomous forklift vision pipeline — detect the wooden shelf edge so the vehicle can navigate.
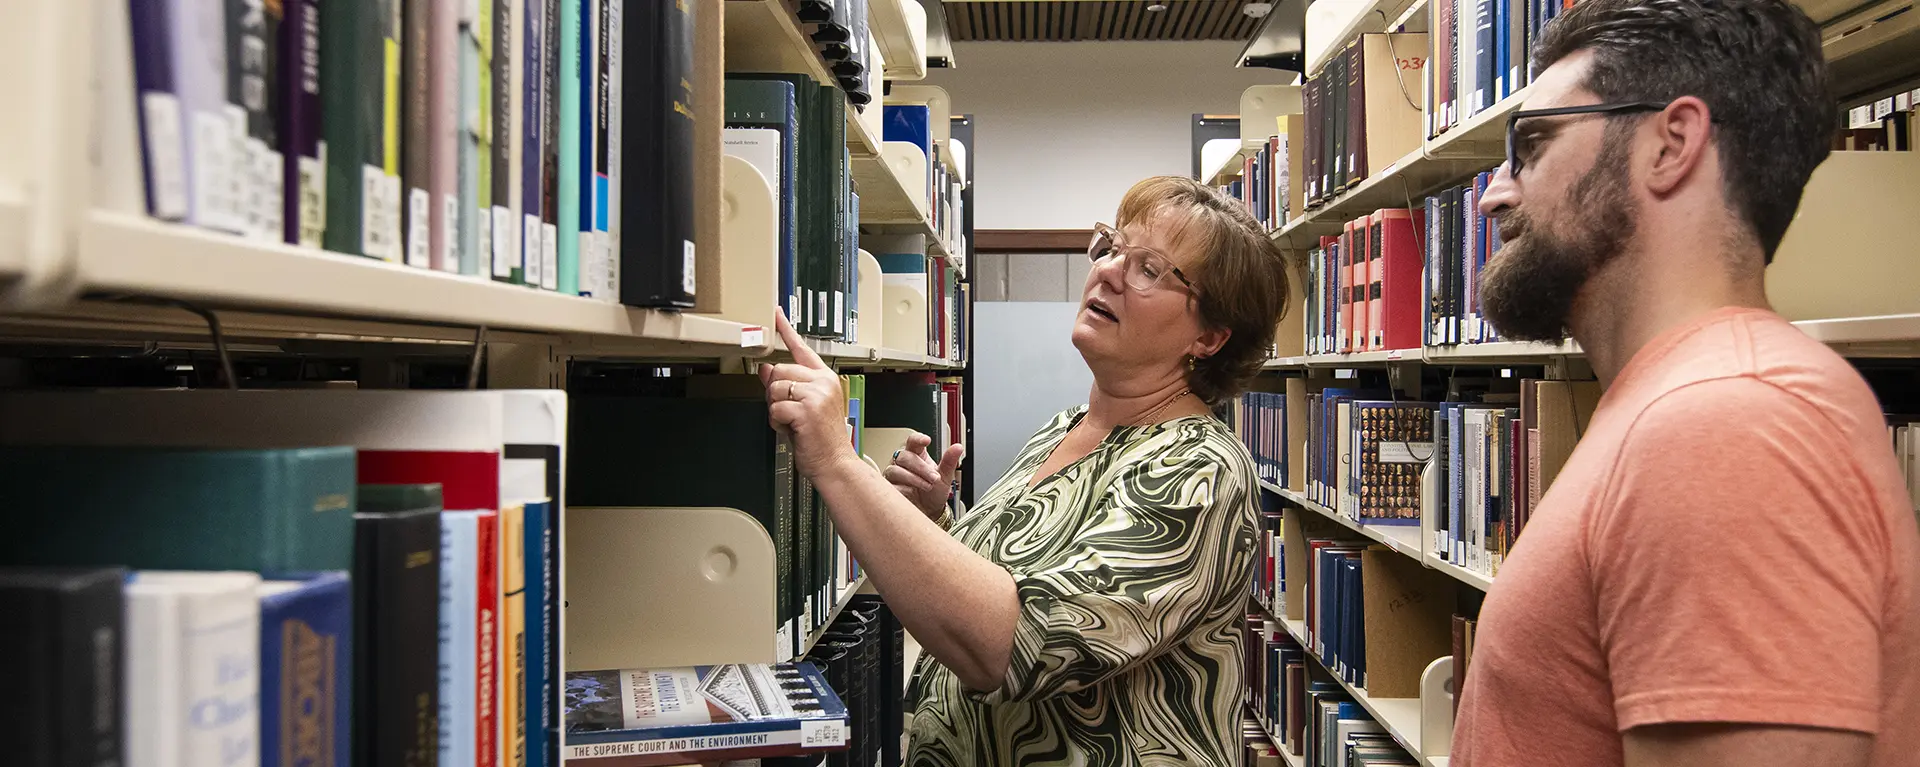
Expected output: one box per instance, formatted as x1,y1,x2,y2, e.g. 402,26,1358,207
1259,479,1485,591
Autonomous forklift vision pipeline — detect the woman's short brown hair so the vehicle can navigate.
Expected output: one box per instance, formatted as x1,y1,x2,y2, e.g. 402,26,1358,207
1115,176,1291,405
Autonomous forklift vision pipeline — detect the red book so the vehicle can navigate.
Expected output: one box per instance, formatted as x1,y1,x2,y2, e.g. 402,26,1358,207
1372,208,1429,352
474,510,500,767
1338,220,1356,354
358,450,502,511
1349,214,1373,353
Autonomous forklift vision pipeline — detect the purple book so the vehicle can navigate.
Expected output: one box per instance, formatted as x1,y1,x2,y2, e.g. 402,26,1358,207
523,0,544,287
129,0,187,220
279,0,322,246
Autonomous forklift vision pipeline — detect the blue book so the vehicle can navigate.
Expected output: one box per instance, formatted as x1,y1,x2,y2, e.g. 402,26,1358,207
440,511,483,767
882,104,932,160
258,571,353,767
1343,557,1363,686
523,500,554,767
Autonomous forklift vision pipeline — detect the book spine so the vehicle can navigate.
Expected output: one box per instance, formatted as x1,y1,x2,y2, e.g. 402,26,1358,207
540,0,561,291
441,515,479,767
169,0,239,232
319,0,371,256
575,0,600,299
3,571,123,767
522,503,551,767
377,0,403,261
599,0,622,303
232,0,283,240
280,0,322,246
259,577,351,767
500,507,528,767
492,0,516,280
129,577,260,767
402,0,431,268
431,0,461,272
131,0,190,222
555,0,582,295
458,0,482,273
523,0,545,289
500,0,526,284
587,0,610,303
474,0,494,276
356,513,443,767
476,511,500,767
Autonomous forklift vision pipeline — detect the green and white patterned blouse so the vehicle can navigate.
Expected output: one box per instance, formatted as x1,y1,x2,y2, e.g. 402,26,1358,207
905,406,1260,767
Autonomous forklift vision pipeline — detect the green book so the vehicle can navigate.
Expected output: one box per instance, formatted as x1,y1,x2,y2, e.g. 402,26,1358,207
863,377,941,440
0,445,356,571
567,394,799,657
321,0,384,257
358,483,445,514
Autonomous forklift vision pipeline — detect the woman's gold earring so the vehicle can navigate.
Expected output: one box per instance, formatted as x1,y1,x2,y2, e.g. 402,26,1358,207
1187,356,1196,371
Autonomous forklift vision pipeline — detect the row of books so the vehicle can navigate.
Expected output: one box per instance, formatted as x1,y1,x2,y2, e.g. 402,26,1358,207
1304,209,1426,356
889,101,969,256
1450,611,1482,717
1892,419,1920,516
723,76,864,341
1429,0,1567,138
1241,716,1291,767
1428,380,1599,576
1245,617,1418,767
0,389,568,767
1219,131,1293,230
1841,88,1920,151
1303,389,1431,527
115,0,702,304
1301,34,1426,208
875,252,971,363
1234,391,1292,489
567,372,963,660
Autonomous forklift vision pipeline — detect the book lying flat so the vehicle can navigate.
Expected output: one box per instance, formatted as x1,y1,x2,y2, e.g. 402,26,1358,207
562,662,848,766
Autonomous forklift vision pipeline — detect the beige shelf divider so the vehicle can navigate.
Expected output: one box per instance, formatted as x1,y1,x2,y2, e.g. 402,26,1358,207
711,154,780,332
564,506,778,671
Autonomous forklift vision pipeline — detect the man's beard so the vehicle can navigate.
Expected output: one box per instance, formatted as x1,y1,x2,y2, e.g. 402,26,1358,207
1479,129,1636,343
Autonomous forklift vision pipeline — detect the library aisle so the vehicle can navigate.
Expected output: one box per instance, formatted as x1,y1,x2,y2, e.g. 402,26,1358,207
1,1,1916,767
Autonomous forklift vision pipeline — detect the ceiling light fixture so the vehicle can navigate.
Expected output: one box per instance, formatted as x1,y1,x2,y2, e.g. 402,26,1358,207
1147,3,1169,11
1243,2,1274,18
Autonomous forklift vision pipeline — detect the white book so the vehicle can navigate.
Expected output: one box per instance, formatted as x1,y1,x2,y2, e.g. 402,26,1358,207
94,0,149,216
168,0,242,232
441,511,482,767
126,571,262,767
603,0,622,304
723,128,784,266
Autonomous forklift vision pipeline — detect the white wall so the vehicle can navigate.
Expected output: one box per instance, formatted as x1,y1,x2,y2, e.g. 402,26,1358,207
927,41,1287,230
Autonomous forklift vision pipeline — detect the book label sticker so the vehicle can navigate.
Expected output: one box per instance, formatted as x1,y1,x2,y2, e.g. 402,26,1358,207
478,209,494,276
139,93,190,219
492,205,514,277
682,240,697,296
408,188,432,268
525,215,544,285
1875,98,1895,121
1379,441,1434,464
542,223,559,290
800,718,848,748
741,327,765,347
299,145,325,248
260,146,285,242
443,194,461,272
193,109,236,231
363,165,386,257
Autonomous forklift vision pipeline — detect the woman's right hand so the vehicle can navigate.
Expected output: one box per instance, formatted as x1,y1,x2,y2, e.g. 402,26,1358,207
884,431,966,521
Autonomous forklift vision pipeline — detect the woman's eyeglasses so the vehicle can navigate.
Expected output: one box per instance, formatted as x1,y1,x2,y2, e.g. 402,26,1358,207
1087,223,1195,295
1505,101,1669,179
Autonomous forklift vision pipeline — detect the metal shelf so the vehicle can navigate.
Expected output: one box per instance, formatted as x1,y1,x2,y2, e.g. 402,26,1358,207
801,574,870,657
1259,480,1486,592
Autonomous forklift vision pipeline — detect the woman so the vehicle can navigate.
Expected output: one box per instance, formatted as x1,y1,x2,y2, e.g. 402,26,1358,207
760,176,1290,766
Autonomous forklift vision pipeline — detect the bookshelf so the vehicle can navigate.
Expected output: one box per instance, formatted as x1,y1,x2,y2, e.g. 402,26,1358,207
0,0,973,765
1257,602,1440,767
1262,480,1425,561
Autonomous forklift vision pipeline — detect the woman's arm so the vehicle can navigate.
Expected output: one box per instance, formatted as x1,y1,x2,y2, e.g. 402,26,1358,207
810,449,1018,691
761,311,1018,691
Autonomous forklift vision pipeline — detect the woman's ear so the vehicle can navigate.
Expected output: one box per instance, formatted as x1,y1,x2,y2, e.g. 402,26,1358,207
1189,325,1230,360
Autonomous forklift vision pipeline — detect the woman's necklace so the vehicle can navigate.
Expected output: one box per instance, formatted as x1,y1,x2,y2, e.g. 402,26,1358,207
1129,388,1192,426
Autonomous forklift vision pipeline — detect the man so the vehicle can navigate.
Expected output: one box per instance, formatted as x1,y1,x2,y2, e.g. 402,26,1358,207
1454,0,1920,766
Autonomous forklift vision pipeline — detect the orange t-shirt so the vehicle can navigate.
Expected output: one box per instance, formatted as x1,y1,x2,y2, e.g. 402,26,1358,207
1451,307,1920,766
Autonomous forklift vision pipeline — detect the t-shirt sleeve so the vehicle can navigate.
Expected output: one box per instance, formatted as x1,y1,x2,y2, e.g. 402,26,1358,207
1589,377,1891,734
967,443,1257,706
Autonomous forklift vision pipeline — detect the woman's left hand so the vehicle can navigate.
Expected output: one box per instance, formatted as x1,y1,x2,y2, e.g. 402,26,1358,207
760,309,857,479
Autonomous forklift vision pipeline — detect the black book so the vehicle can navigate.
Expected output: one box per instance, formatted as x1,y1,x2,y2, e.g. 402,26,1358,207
0,567,124,767
617,0,697,307
567,395,799,656
353,484,444,767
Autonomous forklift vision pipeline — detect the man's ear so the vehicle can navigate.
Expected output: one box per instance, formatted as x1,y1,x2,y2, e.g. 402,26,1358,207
1644,95,1715,197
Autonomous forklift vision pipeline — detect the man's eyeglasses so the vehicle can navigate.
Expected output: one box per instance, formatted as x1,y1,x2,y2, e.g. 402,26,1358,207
1505,101,1669,178
1087,223,1195,295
